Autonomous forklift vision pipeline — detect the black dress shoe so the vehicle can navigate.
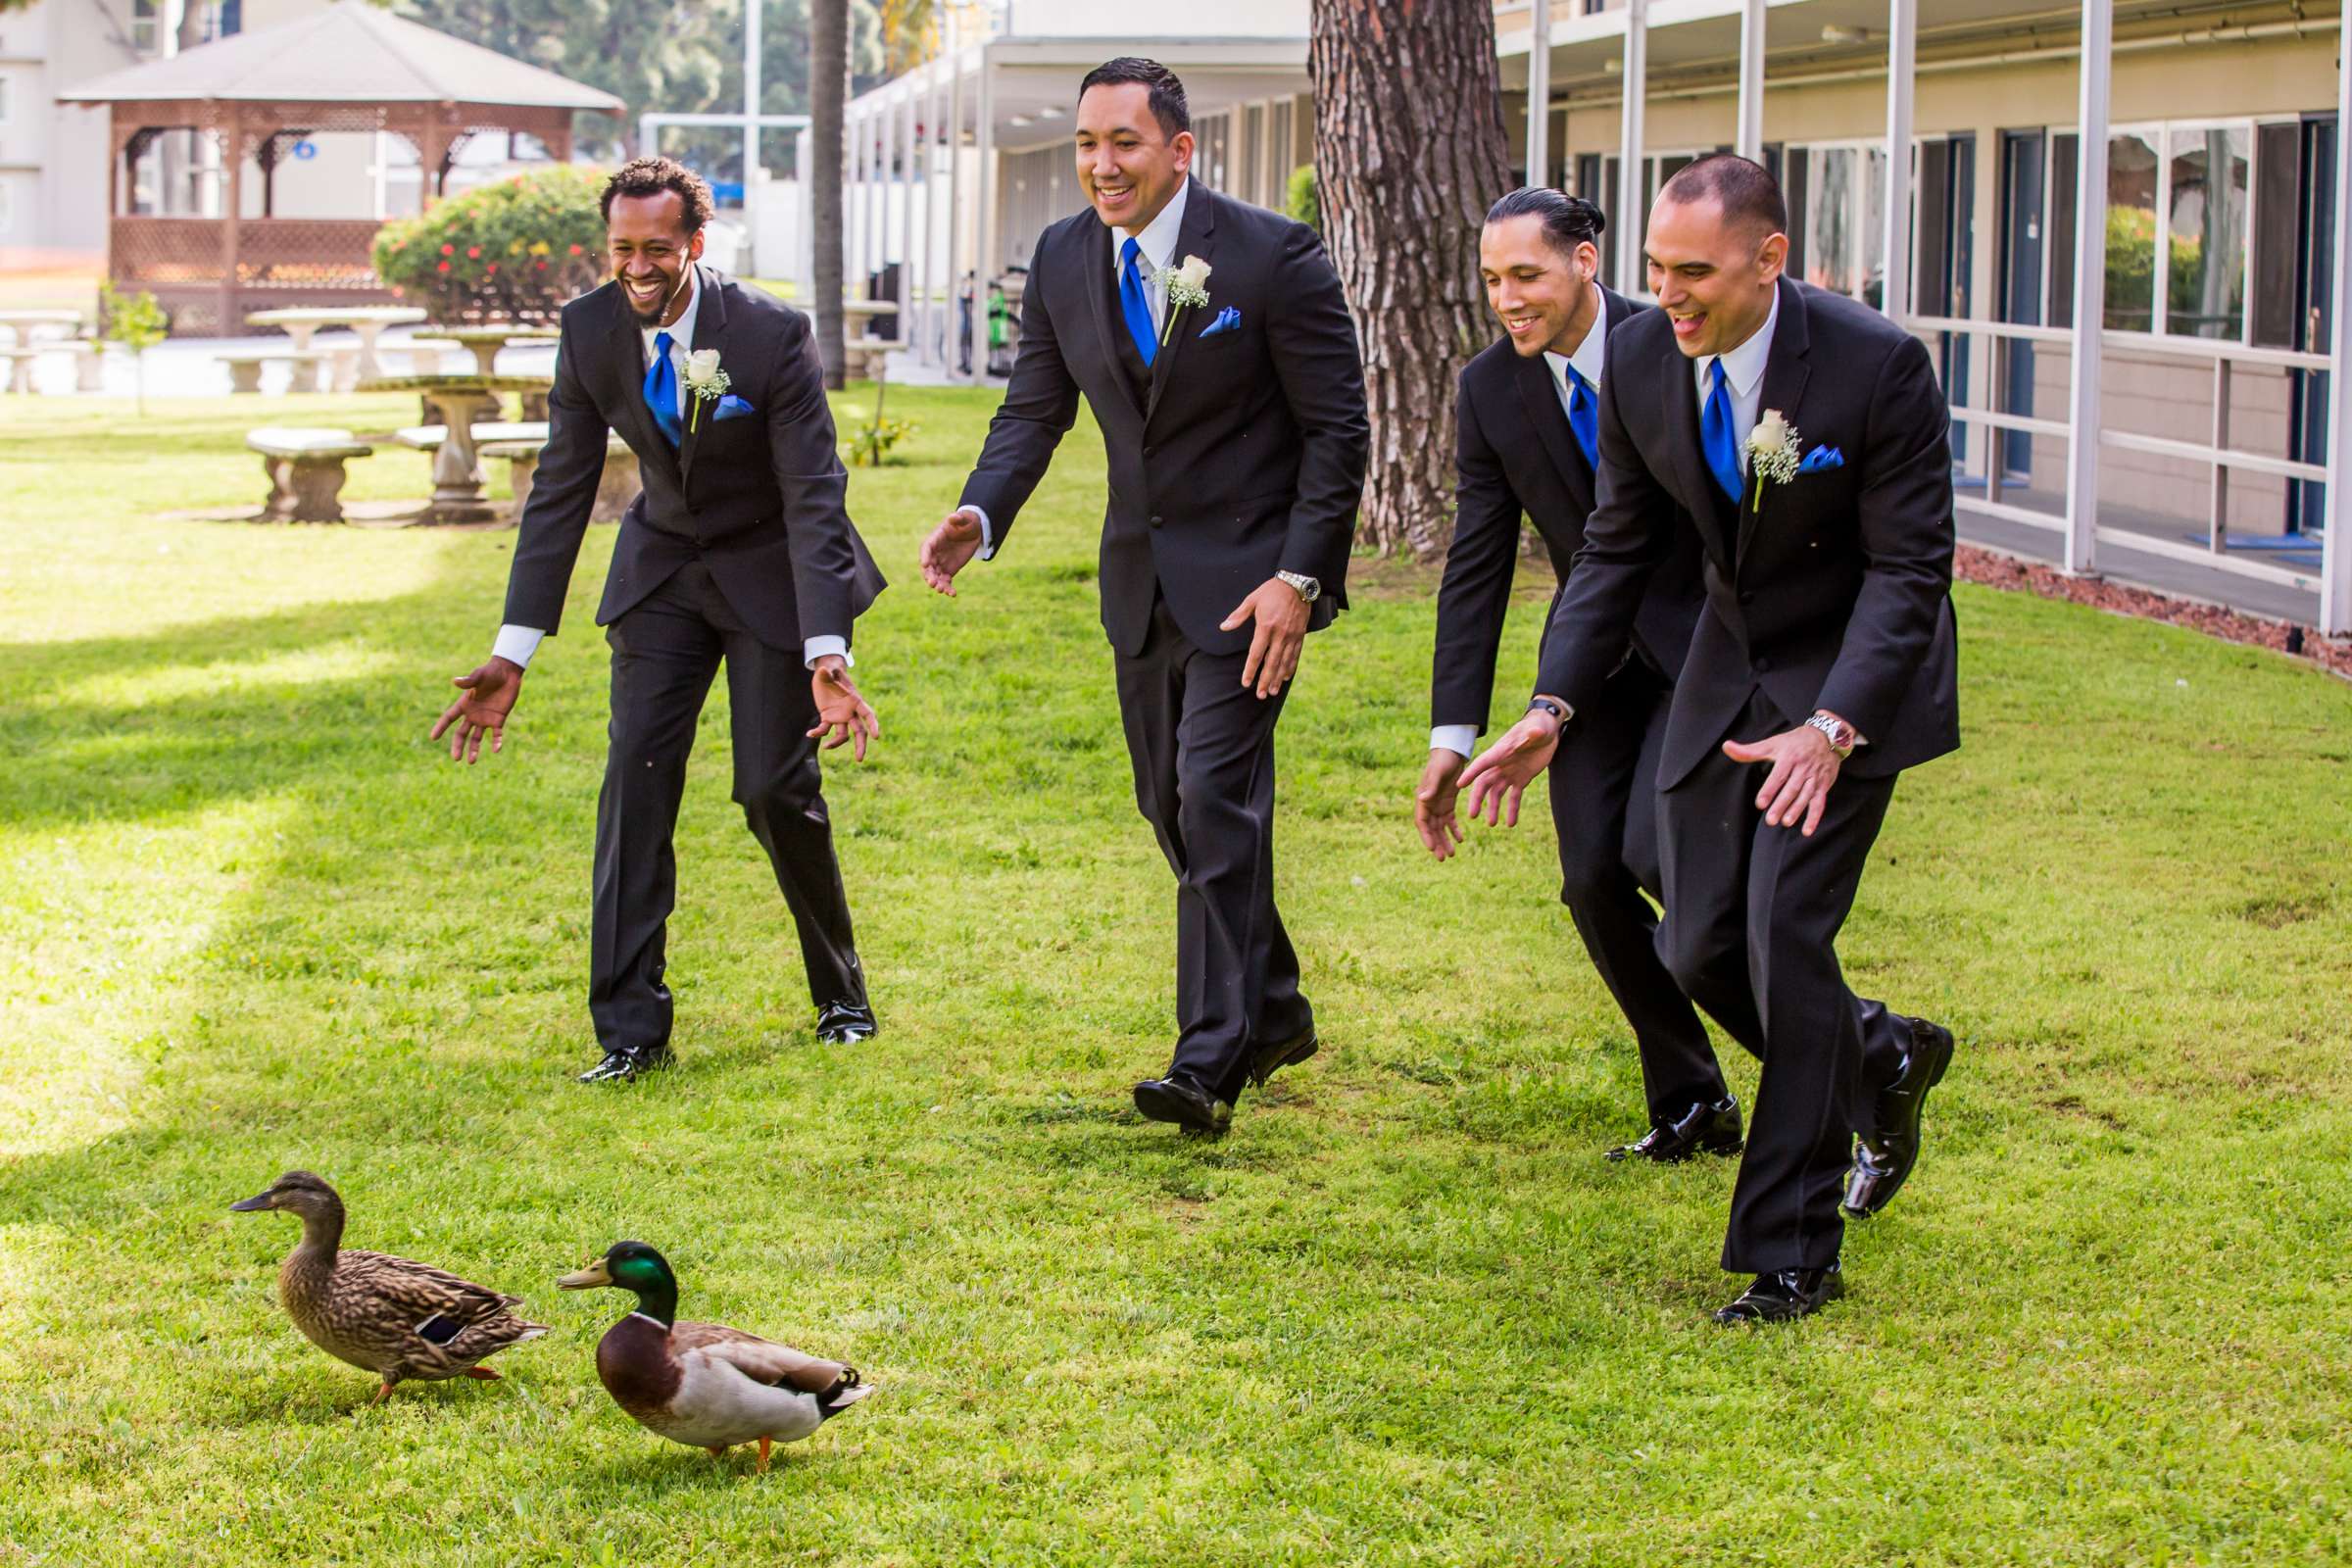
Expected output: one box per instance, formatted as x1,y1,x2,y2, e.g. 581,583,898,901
815,1001,878,1045
1248,1026,1319,1089
1132,1075,1233,1136
1841,1017,1955,1218
1713,1265,1842,1324
577,1047,673,1085
1605,1095,1743,1162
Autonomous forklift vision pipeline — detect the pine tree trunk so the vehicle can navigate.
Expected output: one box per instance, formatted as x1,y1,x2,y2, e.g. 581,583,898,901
810,0,849,390
1308,0,1510,560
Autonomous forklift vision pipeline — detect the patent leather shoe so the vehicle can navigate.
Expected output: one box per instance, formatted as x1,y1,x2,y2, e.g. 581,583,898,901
815,1001,878,1045
576,1047,673,1085
1605,1095,1743,1162
1132,1075,1233,1136
1841,1017,1954,1218
1248,1026,1319,1088
1713,1265,1842,1324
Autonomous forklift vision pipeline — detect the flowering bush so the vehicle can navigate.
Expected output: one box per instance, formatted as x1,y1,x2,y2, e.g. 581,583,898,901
373,165,609,325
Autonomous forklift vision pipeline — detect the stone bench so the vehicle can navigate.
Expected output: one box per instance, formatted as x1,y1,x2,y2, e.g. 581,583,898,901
0,351,34,395
476,428,641,522
845,334,894,381
392,419,551,452
247,426,373,522
71,340,110,393
220,350,328,395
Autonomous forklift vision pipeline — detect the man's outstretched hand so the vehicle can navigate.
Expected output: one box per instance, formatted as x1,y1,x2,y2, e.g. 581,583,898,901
1221,577,1311,699
1456,709,1563,828
807,656,880,762
1721,725,1840,836
918,507,985,595
1414,748,1469,859
431,656,524,763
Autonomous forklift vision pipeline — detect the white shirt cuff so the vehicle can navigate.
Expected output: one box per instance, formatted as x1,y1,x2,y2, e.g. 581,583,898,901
492,624,545,669
962,504,997,561
804,635,852,669
1429,725,1479,759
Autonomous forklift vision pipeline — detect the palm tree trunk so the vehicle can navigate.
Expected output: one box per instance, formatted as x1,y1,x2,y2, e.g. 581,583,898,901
810,0,849,390
1308,0,1510,560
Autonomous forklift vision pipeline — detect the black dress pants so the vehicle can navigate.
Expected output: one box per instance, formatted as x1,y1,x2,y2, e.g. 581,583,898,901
1112,597,1313,1102
590,560,866,1054
1547,658,1759,1123
1655,688,1910,1274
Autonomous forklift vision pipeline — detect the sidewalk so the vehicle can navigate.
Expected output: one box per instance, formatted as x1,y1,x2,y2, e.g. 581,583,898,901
1956,499,2323,628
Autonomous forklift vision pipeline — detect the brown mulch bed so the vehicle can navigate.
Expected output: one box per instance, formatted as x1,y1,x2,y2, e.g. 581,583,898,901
1953,544,2352,682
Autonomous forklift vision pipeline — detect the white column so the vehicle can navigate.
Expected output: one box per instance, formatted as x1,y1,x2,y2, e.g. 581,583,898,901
2324,22,2352,634
911,75,932,367
743,0,761,276
2063,0,2112,578
900,84,919,356
947,40,967,379
1616,0,1647,289
1526,1,1550,187
796,127,813,295
970,53,996,381
1736,0,1766,162
1881,0,1915,323
845,105,863,294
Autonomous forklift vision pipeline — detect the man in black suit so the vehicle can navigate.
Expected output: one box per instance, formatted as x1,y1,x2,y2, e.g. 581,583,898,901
432,157,888,1084
1461,156,1959,1323
1418,187,1753,1159
917,58,1367,1135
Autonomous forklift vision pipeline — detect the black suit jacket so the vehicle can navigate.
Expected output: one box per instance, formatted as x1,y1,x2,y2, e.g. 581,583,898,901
958,184,1368,657
1432,287,1702,734
1536,277,1959,788
504,265,884,652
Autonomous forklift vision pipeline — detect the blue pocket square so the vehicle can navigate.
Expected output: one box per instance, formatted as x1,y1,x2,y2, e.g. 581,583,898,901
1797,446,1844,473
1198,306,1242,339
713,394,757,421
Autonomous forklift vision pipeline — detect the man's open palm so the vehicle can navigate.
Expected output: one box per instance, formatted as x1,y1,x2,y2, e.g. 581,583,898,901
431,656,524,763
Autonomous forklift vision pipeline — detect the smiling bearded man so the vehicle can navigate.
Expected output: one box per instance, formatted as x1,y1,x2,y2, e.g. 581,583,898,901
431,156,888,1084
917,58,1367,1136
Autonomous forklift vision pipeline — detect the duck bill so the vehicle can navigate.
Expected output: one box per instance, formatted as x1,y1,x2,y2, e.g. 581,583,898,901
228,1193,274,1212
557,1258,613,1291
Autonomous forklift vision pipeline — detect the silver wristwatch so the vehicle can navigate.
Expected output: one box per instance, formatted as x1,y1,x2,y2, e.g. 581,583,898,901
1276,569,1321,604
1805,710,1857,760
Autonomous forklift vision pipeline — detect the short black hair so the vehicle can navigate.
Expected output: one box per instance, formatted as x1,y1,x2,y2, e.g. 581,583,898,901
1657,154,1787,238
1078,57,1191,141
601,156,715,235
1484,187,1607,256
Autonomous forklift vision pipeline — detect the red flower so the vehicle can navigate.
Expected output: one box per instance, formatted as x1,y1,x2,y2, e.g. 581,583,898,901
466,246,480,259
437,261,450,272
484,263,497,274
440,243,455,256
568,243,584,256
534,260,547,270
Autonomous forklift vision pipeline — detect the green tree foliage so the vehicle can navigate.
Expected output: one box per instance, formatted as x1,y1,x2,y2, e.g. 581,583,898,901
98,280,169,416
1286,165,1321,233
372,166,608,324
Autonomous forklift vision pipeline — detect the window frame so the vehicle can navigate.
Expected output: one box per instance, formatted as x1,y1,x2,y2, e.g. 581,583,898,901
2052,117,2258,345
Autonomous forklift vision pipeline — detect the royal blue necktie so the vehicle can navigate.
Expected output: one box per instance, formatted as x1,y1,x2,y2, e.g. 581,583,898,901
644,329,683,447
1699,357,1742,503
1562,364,1599,469
1118,237,1158,368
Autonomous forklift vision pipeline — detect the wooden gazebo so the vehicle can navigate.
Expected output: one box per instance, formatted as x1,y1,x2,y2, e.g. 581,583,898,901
59,0,621,336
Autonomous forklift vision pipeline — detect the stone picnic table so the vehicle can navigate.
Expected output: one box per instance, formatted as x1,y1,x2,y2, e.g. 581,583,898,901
411,323,560,377
0,310,86,392
247,306,427,391
356,371,554,524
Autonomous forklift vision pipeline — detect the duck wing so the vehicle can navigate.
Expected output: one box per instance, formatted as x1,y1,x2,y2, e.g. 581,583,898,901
338,1250,526,1328
670,1321,855,1393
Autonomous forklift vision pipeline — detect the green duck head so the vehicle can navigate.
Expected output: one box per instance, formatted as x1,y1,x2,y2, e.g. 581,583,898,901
559,1240,679,1327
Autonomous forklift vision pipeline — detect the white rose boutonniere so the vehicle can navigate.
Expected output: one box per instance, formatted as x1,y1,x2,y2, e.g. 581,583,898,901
682,347,731,432
1159,254,1212,346
1744,408,1801,509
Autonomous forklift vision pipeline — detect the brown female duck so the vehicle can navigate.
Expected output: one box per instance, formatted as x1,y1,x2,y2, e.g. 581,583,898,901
229,1170,549,1400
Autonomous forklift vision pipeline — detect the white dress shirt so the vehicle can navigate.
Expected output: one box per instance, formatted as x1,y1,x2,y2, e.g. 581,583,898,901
963,178,1194,562
491,266,850,672
1431,284,1606,760
1690,286,1781,475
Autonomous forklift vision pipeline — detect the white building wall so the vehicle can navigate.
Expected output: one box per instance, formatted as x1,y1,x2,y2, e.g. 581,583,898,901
1004,0,1307,38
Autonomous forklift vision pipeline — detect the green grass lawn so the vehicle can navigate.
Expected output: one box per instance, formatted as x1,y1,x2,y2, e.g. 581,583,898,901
4,388,2350,1566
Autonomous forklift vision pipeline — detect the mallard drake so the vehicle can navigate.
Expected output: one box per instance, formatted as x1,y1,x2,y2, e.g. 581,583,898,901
229,1170,549,1401
558,1241,873,1471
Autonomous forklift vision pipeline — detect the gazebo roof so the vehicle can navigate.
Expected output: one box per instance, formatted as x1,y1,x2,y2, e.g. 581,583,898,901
58,0,622,112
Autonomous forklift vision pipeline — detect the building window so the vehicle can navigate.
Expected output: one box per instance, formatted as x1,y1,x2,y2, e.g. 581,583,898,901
2104,130,2159,331
1785,142,1889,306
2167,125,2248,340
132,0,160,54
0,74,12,128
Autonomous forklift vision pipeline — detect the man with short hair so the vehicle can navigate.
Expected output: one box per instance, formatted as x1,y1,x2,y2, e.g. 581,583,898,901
918,58,1368,1135
1420,186,1750,1159
1461,156,1960,1323
432,155,888,1084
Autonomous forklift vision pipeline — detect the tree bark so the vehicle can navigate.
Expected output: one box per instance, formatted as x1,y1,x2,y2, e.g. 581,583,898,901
810,0,850,389
1308,0,1510,560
